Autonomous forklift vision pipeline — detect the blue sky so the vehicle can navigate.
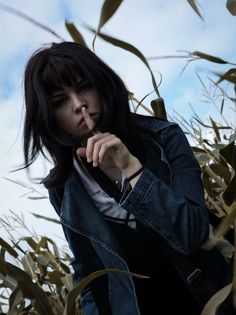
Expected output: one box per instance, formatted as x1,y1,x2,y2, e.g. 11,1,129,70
0,0,235,245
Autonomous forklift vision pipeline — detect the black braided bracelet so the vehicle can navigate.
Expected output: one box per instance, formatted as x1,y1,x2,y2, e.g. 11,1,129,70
127,166,144,181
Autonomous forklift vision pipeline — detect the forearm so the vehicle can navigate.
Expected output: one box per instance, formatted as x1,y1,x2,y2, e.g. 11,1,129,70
120,167,209,254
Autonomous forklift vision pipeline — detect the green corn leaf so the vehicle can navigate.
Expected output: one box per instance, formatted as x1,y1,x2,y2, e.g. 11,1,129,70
64,268,149,314
186,0,203,20
93,0,123,49
65,21,88,47
85,25,161,98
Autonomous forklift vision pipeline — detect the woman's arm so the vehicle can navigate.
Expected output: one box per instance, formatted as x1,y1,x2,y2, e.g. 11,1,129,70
120,124,209,255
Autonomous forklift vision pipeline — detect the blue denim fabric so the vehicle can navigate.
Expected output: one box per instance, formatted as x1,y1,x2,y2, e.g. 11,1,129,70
45,115,209,315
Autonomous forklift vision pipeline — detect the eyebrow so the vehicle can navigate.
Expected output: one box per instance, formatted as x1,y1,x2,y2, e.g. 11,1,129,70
50,91,66,101
50,78,88,100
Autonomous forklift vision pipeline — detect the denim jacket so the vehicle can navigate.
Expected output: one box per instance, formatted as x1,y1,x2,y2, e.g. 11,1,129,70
45,114,209,315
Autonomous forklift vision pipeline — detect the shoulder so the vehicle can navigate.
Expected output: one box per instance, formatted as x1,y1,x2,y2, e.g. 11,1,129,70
130,113,190,151
41,168,56,188
130,113,177,134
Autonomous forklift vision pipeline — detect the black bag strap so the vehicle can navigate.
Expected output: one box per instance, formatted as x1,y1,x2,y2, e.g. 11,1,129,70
163,246,216,306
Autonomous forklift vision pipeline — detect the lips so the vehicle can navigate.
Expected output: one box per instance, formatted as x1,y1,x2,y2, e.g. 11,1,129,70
78,117,85,126
78,113,97,126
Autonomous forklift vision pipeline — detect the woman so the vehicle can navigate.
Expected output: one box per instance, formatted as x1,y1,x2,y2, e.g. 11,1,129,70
23,41,209,315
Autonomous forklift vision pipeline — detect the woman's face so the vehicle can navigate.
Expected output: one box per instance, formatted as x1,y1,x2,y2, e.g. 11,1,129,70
51,76,101,139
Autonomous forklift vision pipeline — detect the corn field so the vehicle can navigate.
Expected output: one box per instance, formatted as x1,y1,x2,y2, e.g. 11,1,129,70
0,1,236,314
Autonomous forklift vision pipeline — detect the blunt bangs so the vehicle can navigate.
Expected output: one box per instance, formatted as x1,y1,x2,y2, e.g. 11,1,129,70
41,54,93,98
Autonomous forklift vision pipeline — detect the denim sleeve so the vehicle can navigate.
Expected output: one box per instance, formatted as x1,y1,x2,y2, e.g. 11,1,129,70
120,124,209,255
47,187,100,315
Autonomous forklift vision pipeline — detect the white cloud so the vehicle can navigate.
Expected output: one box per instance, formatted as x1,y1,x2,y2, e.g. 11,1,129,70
0,0,235,244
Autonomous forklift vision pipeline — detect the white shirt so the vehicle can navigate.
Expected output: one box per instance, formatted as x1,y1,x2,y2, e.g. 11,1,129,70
73,156,136,229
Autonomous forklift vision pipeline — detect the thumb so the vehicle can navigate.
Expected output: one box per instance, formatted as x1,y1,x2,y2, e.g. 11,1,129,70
76,147,87,158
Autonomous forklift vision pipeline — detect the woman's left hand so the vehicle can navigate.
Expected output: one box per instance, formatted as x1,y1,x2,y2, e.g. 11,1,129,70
76,107,142,177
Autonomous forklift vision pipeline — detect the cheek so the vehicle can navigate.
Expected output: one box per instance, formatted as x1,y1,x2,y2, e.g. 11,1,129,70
53,110,70,129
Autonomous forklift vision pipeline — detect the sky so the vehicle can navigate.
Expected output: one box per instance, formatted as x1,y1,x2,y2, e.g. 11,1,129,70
0,0,235,249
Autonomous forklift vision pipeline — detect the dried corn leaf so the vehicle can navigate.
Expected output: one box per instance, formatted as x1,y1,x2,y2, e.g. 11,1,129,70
8,285,24,314
21,252,37,280
200,283,232,315
216,68,236,84
93,0,123,48
150,98,167,119
4,262,54,315
64,268,149,314
187,0,203,20
65,22,88,47
210,163,231,183
210,117,221,141
85,25,161,98
192,51,231,64
0,238,18,258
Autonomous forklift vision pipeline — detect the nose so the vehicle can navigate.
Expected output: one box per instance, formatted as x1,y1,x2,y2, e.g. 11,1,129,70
71,94,87,113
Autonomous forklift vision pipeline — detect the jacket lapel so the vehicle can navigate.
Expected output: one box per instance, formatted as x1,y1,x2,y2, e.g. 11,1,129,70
60,171,125,257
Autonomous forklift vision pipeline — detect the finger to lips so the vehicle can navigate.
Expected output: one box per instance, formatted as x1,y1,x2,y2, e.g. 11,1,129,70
81,107,95,163
82,106,95,131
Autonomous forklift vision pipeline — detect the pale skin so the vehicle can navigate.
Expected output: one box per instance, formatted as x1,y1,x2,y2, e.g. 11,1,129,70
77,107,143,187
52,80,143,187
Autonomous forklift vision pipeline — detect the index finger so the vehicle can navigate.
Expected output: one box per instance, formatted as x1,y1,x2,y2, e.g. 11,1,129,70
82,106,95,131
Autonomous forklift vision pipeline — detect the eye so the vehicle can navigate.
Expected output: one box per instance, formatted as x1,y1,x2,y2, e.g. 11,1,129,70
52,96,69,108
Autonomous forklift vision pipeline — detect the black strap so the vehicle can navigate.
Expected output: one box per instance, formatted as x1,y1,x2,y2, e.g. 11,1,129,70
165,248,216,307
142,224,221,308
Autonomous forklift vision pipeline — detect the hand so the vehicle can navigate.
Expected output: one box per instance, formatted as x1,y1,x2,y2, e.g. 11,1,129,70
76,107,142,176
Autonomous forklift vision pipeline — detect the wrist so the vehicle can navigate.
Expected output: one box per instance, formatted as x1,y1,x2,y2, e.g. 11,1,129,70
121,157,143,178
